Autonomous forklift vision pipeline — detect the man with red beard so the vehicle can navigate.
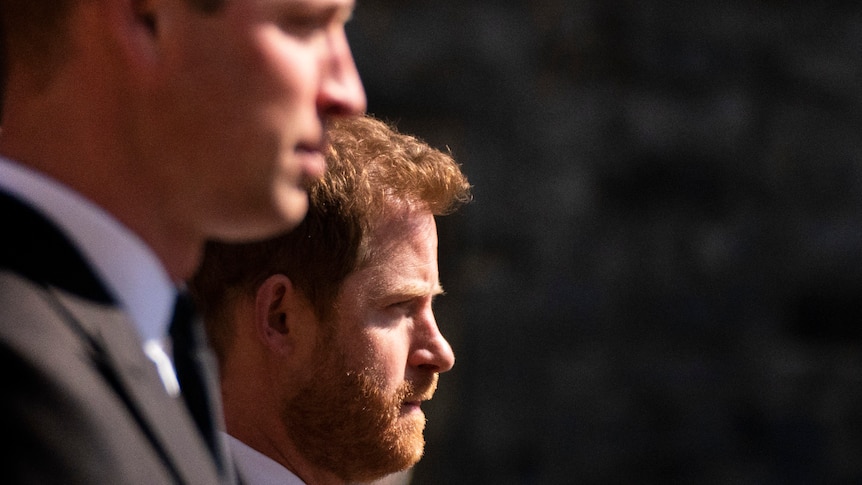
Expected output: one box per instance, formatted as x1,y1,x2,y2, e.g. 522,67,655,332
189,114,472,485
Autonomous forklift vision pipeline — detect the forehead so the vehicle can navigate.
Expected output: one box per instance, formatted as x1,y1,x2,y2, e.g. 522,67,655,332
343,212,441,299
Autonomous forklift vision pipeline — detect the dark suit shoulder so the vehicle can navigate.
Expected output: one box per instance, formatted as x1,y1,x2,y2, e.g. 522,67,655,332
0,272,183,484
0,191,113,303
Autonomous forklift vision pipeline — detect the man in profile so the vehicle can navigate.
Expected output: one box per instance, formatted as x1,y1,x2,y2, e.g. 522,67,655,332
191,114,472,484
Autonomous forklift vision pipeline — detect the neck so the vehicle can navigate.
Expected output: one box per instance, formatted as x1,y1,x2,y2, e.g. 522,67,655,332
0,67,204,283
222,353,347,485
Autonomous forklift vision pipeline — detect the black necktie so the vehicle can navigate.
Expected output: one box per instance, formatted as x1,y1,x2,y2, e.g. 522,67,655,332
169,292,223,471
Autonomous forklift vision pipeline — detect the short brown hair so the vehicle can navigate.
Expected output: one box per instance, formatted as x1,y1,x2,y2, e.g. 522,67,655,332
190,114,472,362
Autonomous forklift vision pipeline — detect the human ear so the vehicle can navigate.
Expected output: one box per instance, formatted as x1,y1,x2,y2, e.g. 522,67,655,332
91,0,162,72
132,0,158,35
253,274,295,350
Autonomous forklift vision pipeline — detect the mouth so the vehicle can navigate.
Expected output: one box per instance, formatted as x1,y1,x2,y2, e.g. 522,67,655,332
399,376,438,415
400,400,424,415
401,391,434,415
296,142,326,180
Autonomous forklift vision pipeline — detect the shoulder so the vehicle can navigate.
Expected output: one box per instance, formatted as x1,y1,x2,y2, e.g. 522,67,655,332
0,270,182,484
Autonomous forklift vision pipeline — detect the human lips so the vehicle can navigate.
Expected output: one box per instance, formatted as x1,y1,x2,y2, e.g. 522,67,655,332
400,399,424,415
296,141,326,180
401,390,435,415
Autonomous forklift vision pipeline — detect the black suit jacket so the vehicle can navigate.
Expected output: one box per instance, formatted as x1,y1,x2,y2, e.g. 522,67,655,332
0,191,229,484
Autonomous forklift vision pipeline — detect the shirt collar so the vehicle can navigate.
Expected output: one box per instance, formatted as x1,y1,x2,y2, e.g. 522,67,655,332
224,433,307,485
0,156,175,342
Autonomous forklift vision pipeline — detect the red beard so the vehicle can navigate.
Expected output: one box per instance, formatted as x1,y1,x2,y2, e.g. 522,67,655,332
282,341,438,483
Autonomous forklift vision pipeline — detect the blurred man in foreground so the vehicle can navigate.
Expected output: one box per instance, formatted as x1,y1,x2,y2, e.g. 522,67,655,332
0,0,365,482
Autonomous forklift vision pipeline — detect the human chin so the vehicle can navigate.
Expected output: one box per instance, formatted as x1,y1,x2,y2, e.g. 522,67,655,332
273,184,310,230
389,405,427,466
380,380,431,464
282,360,425,482
342,377,428,481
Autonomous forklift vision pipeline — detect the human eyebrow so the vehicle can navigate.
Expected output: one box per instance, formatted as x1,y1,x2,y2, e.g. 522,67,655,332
372,280,445,307
269,0,355,22
265,0,355,35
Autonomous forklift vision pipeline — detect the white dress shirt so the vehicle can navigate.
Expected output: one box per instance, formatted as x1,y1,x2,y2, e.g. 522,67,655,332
225,432,415,485
225,433,307,485
0,156,179,394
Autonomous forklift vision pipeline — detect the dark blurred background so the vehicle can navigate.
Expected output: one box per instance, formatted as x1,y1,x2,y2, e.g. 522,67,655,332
348,1,862,484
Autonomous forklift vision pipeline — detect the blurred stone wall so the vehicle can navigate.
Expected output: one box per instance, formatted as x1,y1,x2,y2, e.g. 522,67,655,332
348,1,862,483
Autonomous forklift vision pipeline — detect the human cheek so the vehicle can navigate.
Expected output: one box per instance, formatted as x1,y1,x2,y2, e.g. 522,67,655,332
365,327,411,389
256,27,321,104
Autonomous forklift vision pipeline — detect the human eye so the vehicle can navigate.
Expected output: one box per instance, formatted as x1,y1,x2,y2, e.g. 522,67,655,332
274,4,351,38
385,292,439,315
386,298,414,311
276,12,326,37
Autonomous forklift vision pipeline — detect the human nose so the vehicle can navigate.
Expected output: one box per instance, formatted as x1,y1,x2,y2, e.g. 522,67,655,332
318,29,367,116
408,308,455,374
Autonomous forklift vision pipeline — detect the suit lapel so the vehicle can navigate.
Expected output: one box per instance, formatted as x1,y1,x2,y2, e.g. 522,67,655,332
51,289,224,485
1,190,229,484
0,191,112,302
